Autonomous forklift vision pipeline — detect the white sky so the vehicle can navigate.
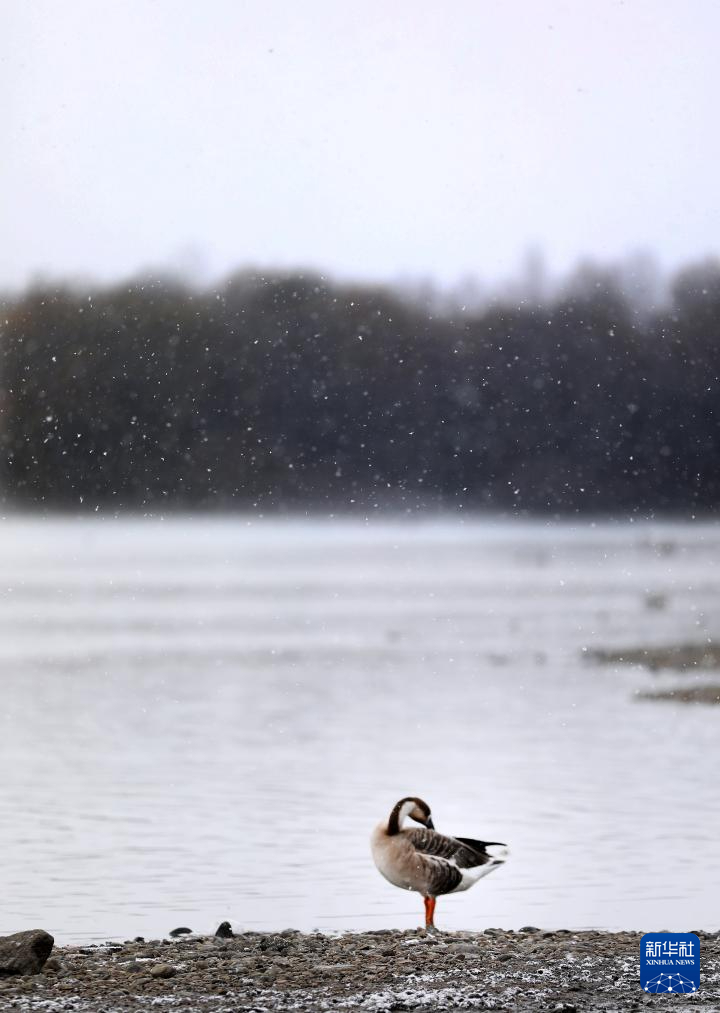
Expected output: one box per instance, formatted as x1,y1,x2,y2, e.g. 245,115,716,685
3,0,719,291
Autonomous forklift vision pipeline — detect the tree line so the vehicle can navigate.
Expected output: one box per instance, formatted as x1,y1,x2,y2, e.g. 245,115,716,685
1,259,719,514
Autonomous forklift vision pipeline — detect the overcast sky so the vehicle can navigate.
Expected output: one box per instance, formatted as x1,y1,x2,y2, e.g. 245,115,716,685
3,0,719,292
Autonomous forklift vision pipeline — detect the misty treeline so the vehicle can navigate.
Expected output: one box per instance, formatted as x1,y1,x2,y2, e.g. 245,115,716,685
1,259,719,513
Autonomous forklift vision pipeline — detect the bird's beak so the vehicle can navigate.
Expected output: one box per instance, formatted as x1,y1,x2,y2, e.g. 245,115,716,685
426,817,435,830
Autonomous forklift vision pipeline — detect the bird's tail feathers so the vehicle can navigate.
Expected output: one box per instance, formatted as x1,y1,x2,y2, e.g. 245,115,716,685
455,837,509,863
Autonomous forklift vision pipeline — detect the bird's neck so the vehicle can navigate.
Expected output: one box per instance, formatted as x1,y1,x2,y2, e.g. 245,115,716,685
387,800,410,836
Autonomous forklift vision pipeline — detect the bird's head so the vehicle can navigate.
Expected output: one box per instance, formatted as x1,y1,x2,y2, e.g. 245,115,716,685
388,796,434,834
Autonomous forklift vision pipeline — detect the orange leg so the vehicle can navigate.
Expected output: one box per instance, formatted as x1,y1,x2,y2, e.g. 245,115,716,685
423,896,436,929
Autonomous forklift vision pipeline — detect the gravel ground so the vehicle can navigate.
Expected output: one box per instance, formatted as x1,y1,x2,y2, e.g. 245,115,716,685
1,928,719,1012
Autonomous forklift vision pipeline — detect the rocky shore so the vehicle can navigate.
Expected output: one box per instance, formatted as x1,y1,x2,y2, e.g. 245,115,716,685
1,927,719,1012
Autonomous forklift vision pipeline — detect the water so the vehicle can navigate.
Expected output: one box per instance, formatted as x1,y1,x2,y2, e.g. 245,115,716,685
1,516,718,943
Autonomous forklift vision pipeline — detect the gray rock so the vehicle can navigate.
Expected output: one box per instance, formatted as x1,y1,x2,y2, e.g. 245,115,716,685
449,943,482,957
150,962,176,978
0,929,54,976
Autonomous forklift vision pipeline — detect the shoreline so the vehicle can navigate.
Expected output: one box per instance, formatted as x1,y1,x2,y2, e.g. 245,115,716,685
2,928,719,1011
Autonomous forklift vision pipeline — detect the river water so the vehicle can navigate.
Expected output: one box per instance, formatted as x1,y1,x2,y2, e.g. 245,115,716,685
1,517,718,942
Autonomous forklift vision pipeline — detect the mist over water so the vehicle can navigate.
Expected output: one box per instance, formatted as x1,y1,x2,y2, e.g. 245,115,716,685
2,517,718,943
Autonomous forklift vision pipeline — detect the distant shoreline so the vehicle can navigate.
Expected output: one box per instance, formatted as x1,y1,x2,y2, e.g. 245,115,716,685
3,928,719,1011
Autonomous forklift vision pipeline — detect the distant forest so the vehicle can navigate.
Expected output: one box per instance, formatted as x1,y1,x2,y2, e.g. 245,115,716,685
1,259,719,514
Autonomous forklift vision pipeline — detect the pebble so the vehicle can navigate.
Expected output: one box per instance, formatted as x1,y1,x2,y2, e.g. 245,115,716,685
449,943,482,956
149,962,176,979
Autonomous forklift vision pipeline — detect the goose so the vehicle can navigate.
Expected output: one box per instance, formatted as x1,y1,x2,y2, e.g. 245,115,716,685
371,796,508,929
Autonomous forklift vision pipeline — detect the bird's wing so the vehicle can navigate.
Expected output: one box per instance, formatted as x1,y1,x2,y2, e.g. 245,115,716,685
405,828,497,869
402,829,463,894
404,828,508,897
